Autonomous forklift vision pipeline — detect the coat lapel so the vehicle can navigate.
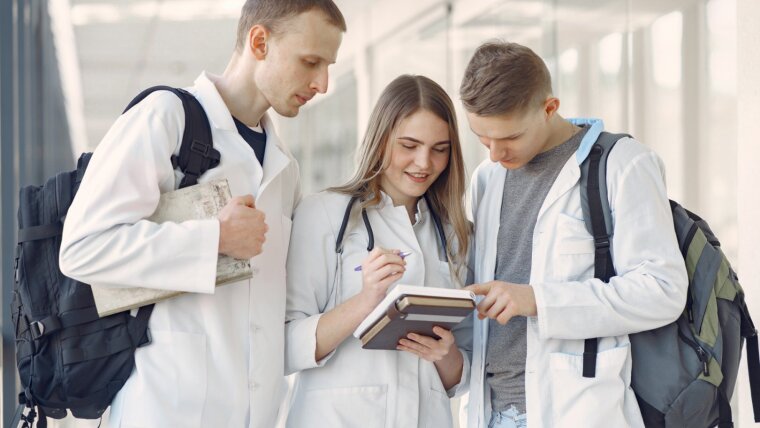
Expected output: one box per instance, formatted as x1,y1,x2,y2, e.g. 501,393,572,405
537,157,580,219
258,114,292,195
478,165,506,283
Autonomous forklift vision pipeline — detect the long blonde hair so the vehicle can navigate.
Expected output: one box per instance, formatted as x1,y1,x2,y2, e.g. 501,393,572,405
330,74,470,269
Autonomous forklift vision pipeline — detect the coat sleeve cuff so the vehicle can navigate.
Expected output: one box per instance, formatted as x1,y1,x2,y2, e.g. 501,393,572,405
446,347,471,398
285,313,336,374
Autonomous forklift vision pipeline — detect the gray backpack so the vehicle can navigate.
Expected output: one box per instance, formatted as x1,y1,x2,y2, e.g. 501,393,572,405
578,132,760,427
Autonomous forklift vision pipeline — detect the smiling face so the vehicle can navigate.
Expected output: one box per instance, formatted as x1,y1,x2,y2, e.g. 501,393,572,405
253,10,343,117
380,109,452,209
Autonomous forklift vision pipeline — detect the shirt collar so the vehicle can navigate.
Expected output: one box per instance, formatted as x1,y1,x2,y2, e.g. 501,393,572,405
570,118,605,164
377,191,430,216
192,71,238,132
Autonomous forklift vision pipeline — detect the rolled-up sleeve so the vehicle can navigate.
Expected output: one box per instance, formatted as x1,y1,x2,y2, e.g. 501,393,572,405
447,311,474,397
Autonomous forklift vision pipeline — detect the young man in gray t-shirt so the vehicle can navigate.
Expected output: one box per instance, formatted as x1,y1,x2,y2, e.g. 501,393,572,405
460,42,687,428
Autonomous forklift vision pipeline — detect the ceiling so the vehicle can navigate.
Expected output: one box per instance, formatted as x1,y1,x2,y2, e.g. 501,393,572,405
67,0,362,150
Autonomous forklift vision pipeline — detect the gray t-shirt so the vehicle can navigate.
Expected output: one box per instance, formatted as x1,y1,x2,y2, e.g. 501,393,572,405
486,125,589,413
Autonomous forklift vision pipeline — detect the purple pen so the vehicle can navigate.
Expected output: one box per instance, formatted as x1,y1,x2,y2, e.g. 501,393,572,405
354,251,412,272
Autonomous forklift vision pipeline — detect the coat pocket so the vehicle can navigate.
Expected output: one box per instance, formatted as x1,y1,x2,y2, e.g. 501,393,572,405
421,387,454,428
288,385,387,428
548,344,629,427
555,213,595,280
120,331,207,428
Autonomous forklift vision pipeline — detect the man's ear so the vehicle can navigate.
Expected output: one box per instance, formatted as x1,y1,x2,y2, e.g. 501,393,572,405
247,25,270,60
543,96,560,120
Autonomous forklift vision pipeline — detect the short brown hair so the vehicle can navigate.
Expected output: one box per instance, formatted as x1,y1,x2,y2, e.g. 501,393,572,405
460,41,552,116
235,0,347,51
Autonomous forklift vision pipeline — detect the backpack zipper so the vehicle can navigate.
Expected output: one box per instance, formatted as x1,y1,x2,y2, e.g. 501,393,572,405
678,328,710,376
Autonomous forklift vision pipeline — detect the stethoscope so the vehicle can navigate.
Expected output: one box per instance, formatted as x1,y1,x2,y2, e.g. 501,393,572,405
334,194,448,261
325,193,449,310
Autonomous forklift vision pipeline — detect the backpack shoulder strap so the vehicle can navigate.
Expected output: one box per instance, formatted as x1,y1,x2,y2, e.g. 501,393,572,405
578,131,630,378
579,132,630,240
123,86,219,189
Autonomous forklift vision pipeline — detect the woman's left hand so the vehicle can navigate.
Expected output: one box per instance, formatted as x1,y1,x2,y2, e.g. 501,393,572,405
397,326,456,362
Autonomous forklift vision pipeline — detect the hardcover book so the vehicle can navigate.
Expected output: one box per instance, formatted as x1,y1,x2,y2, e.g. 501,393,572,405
91,179,252,316
353,285,476,350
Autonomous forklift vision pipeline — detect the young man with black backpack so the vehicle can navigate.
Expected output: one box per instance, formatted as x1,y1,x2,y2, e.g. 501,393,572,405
57,1,345,427
459,41,689,427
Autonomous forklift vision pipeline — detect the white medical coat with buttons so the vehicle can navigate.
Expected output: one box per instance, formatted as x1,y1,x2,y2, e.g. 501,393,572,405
465,119,688,428
59,72,299,428
284,191,472,428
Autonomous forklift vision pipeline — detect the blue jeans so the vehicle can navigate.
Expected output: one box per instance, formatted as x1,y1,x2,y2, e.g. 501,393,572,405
488,405,528,428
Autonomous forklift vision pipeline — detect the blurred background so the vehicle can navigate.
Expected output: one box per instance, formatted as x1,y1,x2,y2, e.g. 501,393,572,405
2,0,759,426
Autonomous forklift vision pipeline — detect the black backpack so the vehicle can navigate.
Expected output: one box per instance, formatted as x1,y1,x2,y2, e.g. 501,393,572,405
579,132,760,427
11,86,220,427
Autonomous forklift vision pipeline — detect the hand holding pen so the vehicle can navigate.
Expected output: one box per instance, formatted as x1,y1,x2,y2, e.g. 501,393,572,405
356,248,409,310
354,251,411,271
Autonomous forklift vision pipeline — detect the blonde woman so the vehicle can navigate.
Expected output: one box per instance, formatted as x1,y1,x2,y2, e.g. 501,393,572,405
284,75,472,428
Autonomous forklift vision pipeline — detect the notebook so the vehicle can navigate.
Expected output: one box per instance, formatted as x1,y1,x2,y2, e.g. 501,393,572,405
90,179,252,316
353,284,476,350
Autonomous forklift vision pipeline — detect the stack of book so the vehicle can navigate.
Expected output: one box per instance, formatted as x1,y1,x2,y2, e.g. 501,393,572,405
353,284,476,350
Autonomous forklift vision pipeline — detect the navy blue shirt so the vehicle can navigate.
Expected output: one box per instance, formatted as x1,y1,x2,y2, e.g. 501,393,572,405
233,117,266,166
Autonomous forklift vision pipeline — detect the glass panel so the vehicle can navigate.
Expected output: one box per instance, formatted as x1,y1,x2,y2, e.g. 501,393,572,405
450,0,548,177
275,72,358,194
636,10,685,199
369,5,449,103
704,0,738,260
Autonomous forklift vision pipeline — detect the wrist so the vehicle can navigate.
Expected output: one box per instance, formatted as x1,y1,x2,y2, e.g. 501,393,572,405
353,291,382,315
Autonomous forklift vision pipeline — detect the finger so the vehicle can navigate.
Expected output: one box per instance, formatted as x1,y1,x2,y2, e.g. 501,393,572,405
368,252,405,271
364,247,387,266
367,263,406,281
485,299,507,320
373,272,403,291
431,326,455,343
465,283,491,296
477,291,498,316
497,311,513,325
235,195,255,208
398,338,429,353
396,345,426,359
406,333,440,350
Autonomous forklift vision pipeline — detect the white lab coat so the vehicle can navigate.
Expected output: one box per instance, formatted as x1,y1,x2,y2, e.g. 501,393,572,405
284,191,472,428
466,119,688,428
59,72,300,428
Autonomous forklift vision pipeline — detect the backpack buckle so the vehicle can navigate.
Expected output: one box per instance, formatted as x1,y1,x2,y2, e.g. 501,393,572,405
29,321,44,340
594,237,610,249
190,140,210,157
138,327,152,347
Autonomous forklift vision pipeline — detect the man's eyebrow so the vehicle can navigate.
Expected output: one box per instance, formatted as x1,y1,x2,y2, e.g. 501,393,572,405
306,54,337,65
